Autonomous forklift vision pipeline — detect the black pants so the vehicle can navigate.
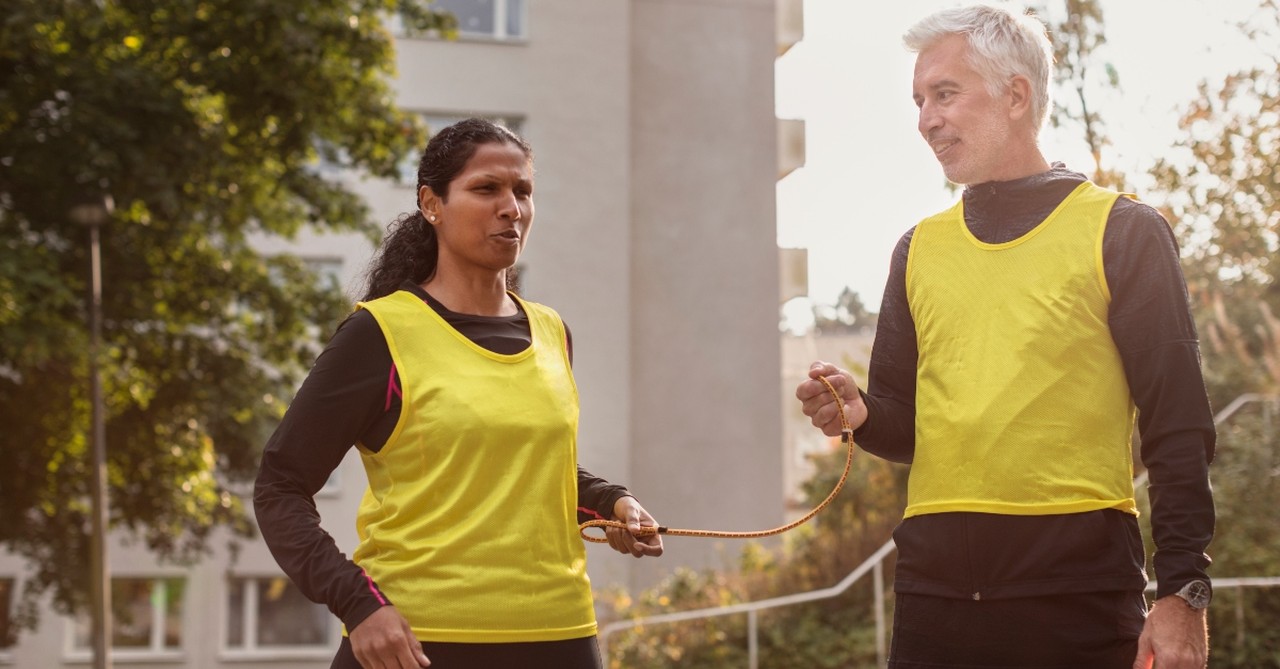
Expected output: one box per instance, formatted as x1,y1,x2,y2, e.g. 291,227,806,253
331,635,602,669
888,591,1146,669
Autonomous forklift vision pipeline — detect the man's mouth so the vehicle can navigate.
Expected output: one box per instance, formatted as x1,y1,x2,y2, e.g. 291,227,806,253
931,138,958,158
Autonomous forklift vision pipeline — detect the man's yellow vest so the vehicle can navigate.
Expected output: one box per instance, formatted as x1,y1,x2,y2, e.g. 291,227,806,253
352,290,595,642
904,181,1138,519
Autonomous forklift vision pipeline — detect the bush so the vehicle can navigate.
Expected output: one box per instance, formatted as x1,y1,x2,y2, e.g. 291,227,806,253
598,441,908,668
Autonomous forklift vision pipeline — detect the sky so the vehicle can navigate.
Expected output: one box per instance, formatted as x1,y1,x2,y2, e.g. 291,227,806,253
774,0,1274,317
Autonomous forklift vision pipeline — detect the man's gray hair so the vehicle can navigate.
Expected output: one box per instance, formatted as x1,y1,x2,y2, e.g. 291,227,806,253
904,4,1055,128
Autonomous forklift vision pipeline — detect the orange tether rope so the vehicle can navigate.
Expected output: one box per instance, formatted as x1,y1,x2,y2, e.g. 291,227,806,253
579,375,854,543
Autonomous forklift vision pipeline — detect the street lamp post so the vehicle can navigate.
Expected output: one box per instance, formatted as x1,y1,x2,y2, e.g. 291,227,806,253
70,193,114,669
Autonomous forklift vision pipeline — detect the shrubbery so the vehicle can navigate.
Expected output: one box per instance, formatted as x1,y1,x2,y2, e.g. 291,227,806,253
598,440,908,668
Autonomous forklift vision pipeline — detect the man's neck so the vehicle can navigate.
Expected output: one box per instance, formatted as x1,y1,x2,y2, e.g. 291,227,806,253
968,131,1051,185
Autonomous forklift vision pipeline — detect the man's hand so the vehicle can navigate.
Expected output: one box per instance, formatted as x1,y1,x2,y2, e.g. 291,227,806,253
1132,595,1207,669
350,605,431,668
606,496,664,558
795,361,868,436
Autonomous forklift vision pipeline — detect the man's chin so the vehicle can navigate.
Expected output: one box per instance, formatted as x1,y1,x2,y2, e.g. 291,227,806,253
939,166,972,187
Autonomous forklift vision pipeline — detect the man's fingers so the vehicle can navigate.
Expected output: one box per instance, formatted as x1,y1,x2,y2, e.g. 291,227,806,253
800,390,832,416
808,401,851,436
808,361,838,379
1131,629,1154,669
797,374,851,405
795,379,824,402
798,372,843,394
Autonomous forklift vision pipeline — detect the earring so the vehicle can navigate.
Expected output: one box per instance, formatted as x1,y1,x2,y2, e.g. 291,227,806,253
428,215,436,222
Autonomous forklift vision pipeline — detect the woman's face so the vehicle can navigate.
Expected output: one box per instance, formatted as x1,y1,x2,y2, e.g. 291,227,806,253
420,141,534,278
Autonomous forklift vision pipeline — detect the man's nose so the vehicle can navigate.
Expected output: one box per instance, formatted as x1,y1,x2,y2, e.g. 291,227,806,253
918,102,941,139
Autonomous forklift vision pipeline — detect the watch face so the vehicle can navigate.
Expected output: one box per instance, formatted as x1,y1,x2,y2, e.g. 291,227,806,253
1181,580,1212,609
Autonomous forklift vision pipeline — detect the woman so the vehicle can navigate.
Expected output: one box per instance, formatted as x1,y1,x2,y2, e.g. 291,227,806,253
254,118,663,669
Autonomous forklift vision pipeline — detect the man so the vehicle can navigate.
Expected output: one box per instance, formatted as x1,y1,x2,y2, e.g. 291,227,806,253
796,5,1214,668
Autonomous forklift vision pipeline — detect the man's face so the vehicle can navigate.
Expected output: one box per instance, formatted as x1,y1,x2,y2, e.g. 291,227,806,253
912,35,1015,186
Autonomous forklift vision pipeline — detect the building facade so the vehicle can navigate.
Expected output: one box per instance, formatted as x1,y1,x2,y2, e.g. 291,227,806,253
0,0,803,666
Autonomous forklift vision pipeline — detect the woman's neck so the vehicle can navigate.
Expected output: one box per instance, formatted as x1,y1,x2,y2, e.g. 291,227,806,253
420,274,515,317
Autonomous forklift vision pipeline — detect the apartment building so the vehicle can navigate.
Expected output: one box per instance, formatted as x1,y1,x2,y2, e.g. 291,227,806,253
0,1,804,665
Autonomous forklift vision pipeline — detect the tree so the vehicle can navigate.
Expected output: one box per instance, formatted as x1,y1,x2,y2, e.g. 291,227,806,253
0,0,452,626
811,287,877,335
1030,0,1126,188
1145,3,1280,665
599,440,908,669
1149,0,1280,403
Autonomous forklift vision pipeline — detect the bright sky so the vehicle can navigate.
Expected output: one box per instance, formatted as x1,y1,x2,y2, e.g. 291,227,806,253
775,0,1272,313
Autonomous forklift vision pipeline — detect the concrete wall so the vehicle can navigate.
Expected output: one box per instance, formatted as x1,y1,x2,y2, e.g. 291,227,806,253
627,0,783,585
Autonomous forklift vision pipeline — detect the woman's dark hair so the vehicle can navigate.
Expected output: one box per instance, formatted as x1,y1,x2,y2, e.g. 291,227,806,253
360,118,533,302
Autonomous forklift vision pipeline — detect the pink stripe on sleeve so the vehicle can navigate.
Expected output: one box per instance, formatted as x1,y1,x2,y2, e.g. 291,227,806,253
361,569,388,605
384,363,401,412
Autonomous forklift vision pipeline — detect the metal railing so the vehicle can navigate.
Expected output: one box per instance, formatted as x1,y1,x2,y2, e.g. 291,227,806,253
598,538,897,666
598,394,1278,668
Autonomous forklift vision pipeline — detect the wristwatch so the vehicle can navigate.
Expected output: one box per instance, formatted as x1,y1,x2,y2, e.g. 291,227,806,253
1172,579,1212,610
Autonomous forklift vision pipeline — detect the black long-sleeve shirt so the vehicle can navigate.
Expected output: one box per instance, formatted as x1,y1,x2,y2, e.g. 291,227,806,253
856,165,1215,601
254,282,632,631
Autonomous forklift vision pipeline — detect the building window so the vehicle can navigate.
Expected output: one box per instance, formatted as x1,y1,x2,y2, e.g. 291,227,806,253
226,576,332,652
435,0,526,40
301,256,345,291
389,0,526,41
399,114,524,186
71,577,185,656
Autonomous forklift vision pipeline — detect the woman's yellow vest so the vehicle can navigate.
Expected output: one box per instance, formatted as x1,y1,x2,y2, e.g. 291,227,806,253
352,290,595,643
904,181,1138,519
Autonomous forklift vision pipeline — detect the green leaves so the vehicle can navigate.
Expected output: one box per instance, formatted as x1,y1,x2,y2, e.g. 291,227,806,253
1142,6,1280,664
599,446,907,669
1149,9,1280,400
0,0,448,622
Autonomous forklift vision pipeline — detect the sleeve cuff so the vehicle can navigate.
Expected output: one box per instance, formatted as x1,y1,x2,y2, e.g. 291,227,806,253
339,582,395,633
601,490,633,519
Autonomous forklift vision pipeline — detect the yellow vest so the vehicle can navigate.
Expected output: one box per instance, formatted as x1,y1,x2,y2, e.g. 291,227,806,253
352,290,595,642
904,181,1138,518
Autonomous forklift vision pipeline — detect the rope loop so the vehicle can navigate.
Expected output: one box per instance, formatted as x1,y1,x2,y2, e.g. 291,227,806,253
579,375,854,543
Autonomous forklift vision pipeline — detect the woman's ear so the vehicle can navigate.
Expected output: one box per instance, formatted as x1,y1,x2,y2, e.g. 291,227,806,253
419,185,441,224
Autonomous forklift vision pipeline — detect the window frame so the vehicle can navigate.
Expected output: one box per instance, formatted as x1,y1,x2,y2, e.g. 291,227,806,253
220,574,336,662
395,112,525,188
64,575,187,664
393,0,528,42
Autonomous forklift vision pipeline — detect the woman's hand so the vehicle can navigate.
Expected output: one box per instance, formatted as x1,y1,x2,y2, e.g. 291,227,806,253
606,496,664,558
349,605,431,668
